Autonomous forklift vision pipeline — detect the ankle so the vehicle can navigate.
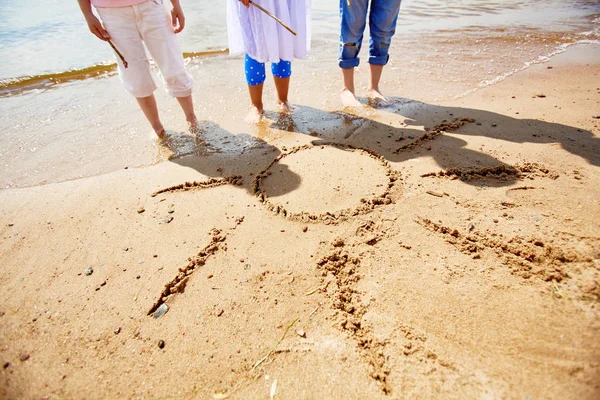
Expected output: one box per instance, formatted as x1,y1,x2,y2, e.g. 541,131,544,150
152,122,164,134
155,127,166,139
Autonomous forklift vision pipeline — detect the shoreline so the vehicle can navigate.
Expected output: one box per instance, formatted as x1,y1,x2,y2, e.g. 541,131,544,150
2,42,599,191
0,34,594,100
0,49,230,99
0,43,599,399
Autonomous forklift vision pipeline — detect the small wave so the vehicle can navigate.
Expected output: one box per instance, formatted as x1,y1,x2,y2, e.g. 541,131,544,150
183,49,228,59
0,48,229,98
0,64,118,98
456,38,600,99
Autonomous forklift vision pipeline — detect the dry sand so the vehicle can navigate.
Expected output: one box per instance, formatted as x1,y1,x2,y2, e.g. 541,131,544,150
1,44,599,399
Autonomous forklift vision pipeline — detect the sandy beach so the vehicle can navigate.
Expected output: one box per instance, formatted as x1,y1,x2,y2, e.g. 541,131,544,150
1,34,600,400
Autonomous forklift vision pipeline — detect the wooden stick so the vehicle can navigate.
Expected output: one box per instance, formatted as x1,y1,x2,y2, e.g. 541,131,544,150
108,40,128,68
347,0,352,8
249,1,297,36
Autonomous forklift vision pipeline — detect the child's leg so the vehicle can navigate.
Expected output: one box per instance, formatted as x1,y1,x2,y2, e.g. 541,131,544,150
339,0,369,106
95,6,163,136
271,60,292,112
248,84,265,113
136,95,165,138
368,64,384,100
367,0,402,100
245,55,266,121
175,96,199,132
340,67,361,107
176,95,197,126
136,0,196,126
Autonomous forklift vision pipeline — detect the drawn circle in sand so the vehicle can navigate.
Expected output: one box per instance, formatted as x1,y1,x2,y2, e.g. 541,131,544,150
254,144,400,224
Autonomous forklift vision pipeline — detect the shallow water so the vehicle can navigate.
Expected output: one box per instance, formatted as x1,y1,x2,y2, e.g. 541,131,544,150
1,0,598,84
0,0,598,189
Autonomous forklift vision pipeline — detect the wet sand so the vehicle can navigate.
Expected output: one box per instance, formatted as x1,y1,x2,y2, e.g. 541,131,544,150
0,44,599,399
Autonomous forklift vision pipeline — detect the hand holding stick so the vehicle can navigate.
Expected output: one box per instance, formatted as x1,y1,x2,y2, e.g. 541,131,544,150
249,0,297,36
108,40,128,68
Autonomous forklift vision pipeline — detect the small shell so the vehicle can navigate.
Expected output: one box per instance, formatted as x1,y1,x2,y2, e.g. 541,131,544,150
270,379,278,399
153,304,169,319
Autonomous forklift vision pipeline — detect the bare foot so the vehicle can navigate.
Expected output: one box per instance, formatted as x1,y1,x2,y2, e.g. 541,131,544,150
367,89,393,106
340,89,362,108
155,126,167,142
278,101,296,114
187,117,202,136
244,105,264,124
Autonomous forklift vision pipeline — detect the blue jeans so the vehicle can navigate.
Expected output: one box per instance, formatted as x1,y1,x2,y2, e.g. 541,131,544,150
339,0,402,69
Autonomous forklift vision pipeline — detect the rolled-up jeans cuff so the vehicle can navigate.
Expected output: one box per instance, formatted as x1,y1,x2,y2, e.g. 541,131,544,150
368,54,389,66
339,57,360,69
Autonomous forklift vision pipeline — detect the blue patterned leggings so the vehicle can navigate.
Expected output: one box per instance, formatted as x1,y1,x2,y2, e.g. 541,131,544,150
245,54,292,86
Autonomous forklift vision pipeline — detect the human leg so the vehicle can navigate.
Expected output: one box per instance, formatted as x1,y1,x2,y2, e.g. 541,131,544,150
175,96,200,133
368,0,402,100
245,55,267,122
136,95,165,138
272,60,292,113
96,6,163,135
368,64,386,102
340,67,362,107
339,0,369,106
137,0,196,127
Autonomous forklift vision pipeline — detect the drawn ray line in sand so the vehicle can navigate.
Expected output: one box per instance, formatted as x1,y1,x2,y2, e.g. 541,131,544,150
253,143,402,225
311,217,462,393
316,236,392,394
148,174,247,316
147,228,228,316
382,322,484,392
215,220,407,399
151,176,244,197
394,117,475,153
257,216,475,395
421,162,559,181
147,217,245,316
416,217,598,284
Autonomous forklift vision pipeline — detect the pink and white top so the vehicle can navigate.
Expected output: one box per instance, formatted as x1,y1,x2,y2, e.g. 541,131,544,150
91,0,148,8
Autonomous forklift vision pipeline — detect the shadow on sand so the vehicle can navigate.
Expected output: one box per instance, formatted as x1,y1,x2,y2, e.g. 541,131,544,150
159,98,598,196
159,120,302,197
267,99,598,187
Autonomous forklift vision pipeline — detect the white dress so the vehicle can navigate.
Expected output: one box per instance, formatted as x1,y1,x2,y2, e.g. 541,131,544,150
227,0,311,64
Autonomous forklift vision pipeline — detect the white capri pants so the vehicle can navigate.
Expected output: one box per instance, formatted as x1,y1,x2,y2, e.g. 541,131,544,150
96,0,193,98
